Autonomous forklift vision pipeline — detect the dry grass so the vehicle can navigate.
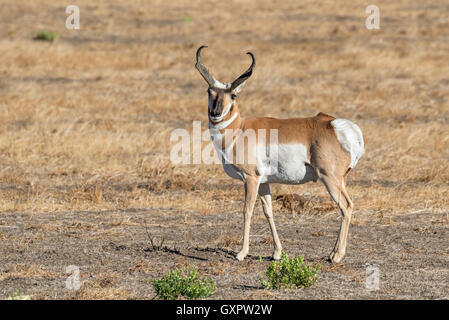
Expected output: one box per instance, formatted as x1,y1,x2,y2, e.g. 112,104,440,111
0,264,58,282
0,0,448,299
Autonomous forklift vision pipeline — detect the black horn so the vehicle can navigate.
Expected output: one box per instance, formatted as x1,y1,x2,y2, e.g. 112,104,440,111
195,46,216,86
230,52,256,91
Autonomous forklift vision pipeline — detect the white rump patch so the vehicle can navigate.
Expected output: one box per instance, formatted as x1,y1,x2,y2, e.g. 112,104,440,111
331,119,365,168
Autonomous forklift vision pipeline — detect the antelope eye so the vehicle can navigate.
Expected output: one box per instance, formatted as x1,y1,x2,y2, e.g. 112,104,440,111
231,94,237,100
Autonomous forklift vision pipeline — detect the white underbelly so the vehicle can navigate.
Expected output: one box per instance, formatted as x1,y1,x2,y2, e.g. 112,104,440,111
217,143,317,184
211,129,316,184
257,143,317,184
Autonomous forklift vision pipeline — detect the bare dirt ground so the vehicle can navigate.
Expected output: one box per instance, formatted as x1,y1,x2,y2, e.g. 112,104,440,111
1,206,448,299
0,0,448,299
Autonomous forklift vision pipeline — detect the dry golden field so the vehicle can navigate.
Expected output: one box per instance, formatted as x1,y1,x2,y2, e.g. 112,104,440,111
0,0,448,299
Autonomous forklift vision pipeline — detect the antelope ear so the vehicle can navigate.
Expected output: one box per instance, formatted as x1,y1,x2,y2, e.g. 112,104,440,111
231,81,247,95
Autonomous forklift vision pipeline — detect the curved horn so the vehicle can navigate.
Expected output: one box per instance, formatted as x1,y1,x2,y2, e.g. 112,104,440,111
230,52,256,91
195,46,216,86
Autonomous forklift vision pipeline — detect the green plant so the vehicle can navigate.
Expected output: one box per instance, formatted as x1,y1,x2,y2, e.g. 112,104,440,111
260,251,320,289
5,289,31,300
182,16,193,23
34,31,59,42
151,267,215,300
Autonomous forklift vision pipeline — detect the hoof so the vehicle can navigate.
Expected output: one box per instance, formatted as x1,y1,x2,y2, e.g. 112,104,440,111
329,251,344,264
236,251,247,261
272,250,282,261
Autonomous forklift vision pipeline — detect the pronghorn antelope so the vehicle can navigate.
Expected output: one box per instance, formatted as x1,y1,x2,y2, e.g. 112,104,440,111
195,46,364,263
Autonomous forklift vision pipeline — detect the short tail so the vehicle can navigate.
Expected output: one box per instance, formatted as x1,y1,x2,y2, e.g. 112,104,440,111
331,119,365,168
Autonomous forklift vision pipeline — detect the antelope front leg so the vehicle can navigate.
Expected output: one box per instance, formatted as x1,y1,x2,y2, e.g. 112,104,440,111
236,176,259,261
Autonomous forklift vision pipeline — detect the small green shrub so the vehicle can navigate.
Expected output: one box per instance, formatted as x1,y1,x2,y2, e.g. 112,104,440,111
5,289,31,300
260,251,321,289
151,267,215,300
34,31,59,42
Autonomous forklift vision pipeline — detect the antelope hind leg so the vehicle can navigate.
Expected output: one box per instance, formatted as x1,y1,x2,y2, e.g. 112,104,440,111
320,174,354,263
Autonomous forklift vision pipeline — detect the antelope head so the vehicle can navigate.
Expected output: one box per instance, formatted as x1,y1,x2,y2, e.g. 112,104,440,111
195,46,255,123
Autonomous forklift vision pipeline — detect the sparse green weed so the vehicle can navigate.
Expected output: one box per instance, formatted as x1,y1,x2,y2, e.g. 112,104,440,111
151,266,215,300
260,251,320,289
34,31,59,42
5,289,31,300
